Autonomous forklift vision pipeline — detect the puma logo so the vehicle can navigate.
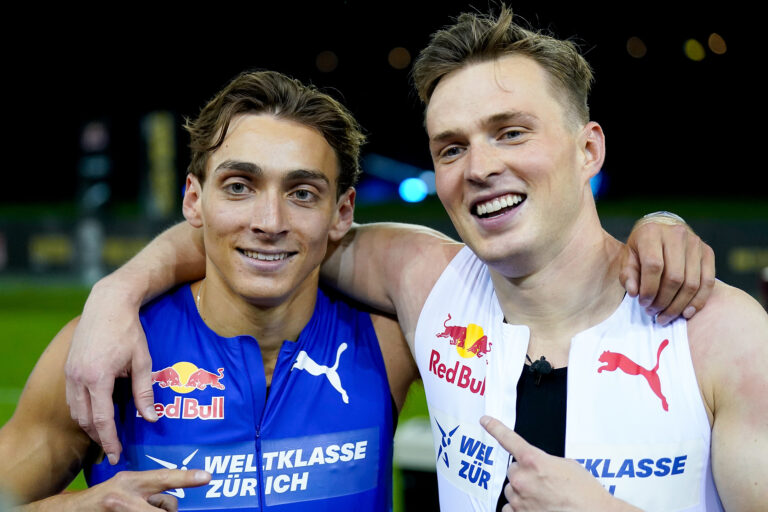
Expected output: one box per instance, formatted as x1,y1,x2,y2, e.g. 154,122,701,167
292,343,349,403
598,339,669,411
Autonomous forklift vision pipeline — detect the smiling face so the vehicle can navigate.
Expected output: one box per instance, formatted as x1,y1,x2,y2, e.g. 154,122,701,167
183,114,354,308
426,54,604,277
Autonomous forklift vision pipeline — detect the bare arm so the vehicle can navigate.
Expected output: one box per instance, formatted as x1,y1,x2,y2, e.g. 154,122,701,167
1,318,210,511
322,222,462,326
65,222,205,461
370,312,420,412
687,282,768,510
1,319,93,502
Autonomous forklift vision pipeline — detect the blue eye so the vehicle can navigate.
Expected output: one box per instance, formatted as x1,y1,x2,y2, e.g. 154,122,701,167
292,189,317,202
228,183,246,194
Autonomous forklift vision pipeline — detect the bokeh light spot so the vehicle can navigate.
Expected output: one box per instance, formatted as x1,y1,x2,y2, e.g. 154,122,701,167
316,50,338,72
684,39,706,61
388,47,411,69
708,33,727,54
626,37,647,58
399,177,428,203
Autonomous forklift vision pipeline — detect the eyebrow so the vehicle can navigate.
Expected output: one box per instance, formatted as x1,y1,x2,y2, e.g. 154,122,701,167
213,160,330,186
213,160,262,176
429,110,539,145
284,169,331,186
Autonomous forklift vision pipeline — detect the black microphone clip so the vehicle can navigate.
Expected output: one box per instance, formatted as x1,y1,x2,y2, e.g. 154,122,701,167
528,355,552,385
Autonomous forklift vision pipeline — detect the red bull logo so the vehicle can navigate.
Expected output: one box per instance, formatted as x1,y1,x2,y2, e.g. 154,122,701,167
597,339,669,411
146,362,226,420
436,314,492,360
151,362,226,393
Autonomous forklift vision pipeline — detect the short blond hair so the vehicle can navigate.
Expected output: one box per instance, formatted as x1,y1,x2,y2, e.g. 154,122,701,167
412,5,594,124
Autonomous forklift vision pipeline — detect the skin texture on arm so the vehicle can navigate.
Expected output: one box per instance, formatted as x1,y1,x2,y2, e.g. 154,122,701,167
687,282,768,510
323,222,463,340
1,319,94,503
370,311,421,412
0,318,210,511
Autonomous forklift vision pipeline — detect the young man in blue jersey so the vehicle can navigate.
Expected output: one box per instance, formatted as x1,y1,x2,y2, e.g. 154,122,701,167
0,70,417,511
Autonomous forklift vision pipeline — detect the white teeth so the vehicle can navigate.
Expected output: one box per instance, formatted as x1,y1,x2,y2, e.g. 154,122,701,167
242,250,289,261
475,194,523,216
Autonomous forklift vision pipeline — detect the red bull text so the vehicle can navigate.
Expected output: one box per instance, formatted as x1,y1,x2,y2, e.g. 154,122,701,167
428,351,486,395
147,363,227,420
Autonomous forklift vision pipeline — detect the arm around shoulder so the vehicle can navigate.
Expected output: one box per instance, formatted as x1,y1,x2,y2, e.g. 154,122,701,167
686,282,768,511
322,222,463,318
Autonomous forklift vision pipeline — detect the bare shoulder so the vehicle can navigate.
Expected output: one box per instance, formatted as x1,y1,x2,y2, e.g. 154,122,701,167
687,280,767,347
687,281,768,416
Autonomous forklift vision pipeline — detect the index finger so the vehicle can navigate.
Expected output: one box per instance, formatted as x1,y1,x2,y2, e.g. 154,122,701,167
133,469,212,495
88,380,121,464
480,415,528,457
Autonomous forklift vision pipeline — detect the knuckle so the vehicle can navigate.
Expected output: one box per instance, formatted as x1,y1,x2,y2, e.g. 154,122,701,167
701,274,716,290
671,224,689,238
642,257,664,274
681,278,700,295
101,491,126,510
155,468,175,485
663,271,684,287
92,415,114,430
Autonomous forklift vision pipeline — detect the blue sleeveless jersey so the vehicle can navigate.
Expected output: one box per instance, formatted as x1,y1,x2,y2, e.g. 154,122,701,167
86,284,394,511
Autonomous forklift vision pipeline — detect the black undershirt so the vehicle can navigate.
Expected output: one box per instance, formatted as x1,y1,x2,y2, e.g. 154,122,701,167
496,364,568,511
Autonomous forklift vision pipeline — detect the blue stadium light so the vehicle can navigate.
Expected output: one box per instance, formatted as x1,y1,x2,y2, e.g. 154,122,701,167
399,178,428,203
590,172,603,198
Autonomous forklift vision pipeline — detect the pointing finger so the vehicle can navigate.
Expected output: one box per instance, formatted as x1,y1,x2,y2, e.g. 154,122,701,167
133,469,212,495
480,415,530,458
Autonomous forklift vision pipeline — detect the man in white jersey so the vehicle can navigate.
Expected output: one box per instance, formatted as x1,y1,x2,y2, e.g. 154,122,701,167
62,6,757,512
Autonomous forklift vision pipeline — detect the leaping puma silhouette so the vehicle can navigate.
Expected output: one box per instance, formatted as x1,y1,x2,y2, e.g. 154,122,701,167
292,343,349,403
598,339,669,411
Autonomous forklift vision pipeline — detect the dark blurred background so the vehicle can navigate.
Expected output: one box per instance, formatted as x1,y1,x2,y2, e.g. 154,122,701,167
3,1,765,204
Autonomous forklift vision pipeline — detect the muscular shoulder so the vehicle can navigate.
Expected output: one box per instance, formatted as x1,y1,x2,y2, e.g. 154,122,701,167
687,281,768,419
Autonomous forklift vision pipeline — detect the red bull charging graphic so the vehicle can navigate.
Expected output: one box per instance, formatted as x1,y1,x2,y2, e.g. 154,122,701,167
429,314,491,396
144,362,226,420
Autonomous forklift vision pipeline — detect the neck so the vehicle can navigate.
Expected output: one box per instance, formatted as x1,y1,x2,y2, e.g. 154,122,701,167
489,211,626,363
194,271,318,354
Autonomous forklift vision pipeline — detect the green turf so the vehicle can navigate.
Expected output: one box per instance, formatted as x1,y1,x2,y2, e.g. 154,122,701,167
0,282,91,493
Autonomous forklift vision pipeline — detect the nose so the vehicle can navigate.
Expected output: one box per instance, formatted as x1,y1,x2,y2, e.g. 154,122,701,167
466,140,504,184
249,190,287,237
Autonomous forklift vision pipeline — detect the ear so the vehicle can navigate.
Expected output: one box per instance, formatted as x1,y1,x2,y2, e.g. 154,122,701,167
579,121,606,182
182,174,204,228
328,187,356,242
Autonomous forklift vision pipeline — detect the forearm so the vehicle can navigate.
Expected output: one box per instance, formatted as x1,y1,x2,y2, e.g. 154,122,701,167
100,221,205,307
321,222,459,313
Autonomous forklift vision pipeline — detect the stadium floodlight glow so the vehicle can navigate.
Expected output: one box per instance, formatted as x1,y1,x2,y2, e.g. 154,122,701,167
399,177,428,203
590,172,603,198
419,170,436,194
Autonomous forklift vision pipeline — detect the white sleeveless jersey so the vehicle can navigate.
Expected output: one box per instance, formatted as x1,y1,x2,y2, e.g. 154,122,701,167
414,247,722,512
